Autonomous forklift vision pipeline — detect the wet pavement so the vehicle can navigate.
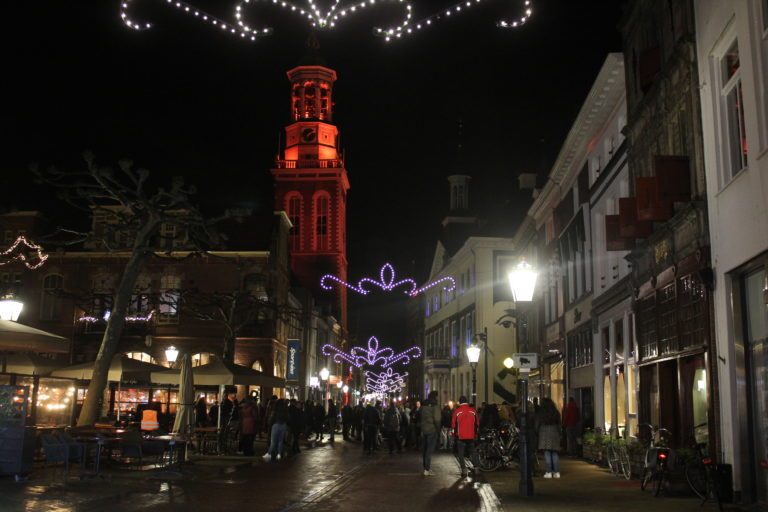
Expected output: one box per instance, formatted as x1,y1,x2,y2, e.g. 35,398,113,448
0,439,735,512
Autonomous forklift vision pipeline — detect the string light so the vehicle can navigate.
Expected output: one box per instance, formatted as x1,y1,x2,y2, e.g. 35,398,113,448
0,236,48,270
365,367,407,394
78,310,155,323
320,263,455,297
118,0,532,43
322,335,421,369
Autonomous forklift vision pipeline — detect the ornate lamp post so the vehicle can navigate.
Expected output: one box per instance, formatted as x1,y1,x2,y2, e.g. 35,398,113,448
165,345,179,366
508,260,538,497
466,343,481,405
0,296,23,322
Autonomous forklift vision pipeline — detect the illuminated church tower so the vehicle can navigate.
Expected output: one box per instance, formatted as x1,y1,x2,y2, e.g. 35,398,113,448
271,44,349,331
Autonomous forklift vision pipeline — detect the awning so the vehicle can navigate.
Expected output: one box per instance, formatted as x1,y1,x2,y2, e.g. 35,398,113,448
0,320,70,354
50,355,169,383
1,353,63,376
151,357,285,388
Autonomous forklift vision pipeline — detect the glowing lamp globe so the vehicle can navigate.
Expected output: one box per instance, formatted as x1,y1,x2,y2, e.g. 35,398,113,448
0,299,23,322
165,346,179,364
320,368,330,381
508,260,538,302
342,385,349,394
309,376,319,388
503,357,514,369
466,344,481,364
336,381,343,389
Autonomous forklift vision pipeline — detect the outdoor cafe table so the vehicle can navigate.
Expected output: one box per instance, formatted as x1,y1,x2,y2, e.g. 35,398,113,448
74,436,123,477
147,434,188,467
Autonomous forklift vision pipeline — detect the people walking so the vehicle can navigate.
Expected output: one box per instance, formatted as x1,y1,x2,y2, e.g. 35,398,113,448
341,402,353,441
452,395,480,478
440,404,453,450
313,402,325,443
383,402,401,454
363,401,381,455
537,397,562,478
562,396,581,456
411,401,421,450
194,396,208,427
420,391,441,475
288,399,305,454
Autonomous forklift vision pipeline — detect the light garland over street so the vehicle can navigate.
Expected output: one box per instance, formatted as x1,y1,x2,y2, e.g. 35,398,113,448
119,0,532,43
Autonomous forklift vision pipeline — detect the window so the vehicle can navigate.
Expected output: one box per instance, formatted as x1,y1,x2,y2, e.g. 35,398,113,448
158,275,181,324
450,321,458,358
159,223,177,250
192,352,215,367
252,360,263,372
425,300,431,318
40,274,63,320
568,326,592,368
125,352,158,365
465,312,473,347
719,40,748,181
244,273,269,301
287,195,302,251
315,194,329,251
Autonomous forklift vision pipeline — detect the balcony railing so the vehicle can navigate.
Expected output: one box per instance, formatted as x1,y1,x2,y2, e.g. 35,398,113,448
274,159,344,170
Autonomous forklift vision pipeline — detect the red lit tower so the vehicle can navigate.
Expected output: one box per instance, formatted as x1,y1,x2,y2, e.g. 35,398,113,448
271,49,349,331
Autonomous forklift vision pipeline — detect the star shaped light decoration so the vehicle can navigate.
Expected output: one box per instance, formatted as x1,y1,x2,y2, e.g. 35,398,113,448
119,0,532,43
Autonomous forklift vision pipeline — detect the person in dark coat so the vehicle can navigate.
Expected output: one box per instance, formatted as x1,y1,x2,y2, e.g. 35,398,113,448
287,399,305,454
354,404,365,441
194,397,208,427
313,403,326,442
341,403,353,441
536,397,562,478
303,400,315,441
326,399,338,444
383,402,401,454
239,397,258,456
362,402,381,455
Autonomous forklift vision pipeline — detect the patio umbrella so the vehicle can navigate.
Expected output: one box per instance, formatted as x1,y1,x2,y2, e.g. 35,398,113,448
51,355,168,382
0,320,70,353
1,353,62,375
172,353,195,435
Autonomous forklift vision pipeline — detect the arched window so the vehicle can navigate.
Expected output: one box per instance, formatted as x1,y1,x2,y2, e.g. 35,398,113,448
125,352,158,365
40,274,63,320
251,360,263,372
314,193,330,251
158,274,181,324
286,194,302,252
191,352,216,367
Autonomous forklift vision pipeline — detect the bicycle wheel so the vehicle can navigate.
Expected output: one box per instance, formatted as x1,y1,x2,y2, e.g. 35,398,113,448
640,467,652,491
606,444,619,475
685,459,707,500
654,469,665,497
619,445,632,480
477,442,502,472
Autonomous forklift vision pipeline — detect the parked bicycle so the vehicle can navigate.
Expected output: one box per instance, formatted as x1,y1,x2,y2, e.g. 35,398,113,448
476,423,519,472
639,424,672,496
684,439,723,511
605,428,632,480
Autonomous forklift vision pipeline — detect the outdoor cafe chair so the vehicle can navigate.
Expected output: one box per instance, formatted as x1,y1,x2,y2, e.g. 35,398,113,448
41,433,74,471
54,430,86,464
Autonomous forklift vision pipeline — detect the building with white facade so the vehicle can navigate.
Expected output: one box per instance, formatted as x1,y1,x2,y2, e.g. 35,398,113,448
695,0,768,504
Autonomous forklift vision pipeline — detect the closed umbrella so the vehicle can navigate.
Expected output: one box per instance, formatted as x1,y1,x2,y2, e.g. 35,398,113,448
172,353,194,435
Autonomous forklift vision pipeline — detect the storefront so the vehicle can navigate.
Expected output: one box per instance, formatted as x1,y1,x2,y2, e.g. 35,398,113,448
0,373,77,426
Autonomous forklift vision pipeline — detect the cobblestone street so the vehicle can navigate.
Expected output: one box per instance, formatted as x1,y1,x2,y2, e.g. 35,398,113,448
0,439,732,512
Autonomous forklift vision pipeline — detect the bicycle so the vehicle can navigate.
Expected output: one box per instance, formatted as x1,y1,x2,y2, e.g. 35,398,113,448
684,441,723,511
605,428,632,480
476,423,520,472
638,424,672,496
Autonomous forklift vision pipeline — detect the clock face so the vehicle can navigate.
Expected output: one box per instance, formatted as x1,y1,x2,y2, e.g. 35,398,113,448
301,128,317,142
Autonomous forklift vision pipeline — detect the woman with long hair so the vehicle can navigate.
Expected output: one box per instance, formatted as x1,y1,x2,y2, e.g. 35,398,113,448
536,397,562,478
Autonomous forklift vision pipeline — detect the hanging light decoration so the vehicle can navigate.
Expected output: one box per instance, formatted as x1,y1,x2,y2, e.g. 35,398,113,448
118,0,532,43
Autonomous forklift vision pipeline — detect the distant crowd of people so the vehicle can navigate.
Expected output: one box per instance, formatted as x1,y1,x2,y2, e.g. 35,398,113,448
191,389,582,479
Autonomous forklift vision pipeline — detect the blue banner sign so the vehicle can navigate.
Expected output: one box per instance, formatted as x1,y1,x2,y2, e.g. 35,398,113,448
287,339,300,382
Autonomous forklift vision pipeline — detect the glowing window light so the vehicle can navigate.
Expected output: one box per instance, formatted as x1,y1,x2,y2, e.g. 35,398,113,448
0,298,23,322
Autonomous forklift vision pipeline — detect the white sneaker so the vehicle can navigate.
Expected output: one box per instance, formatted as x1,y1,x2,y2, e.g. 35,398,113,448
423,470,430,476
276,454,282,461
262,453,271,461
553,472,560,478
427,470,435,476
543,472,552,479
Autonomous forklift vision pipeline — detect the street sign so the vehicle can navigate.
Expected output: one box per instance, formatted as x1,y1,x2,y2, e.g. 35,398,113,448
511,353,538,370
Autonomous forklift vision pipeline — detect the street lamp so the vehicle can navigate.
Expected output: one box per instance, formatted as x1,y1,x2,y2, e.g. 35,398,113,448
466,343,481,405
0,297,23,322
503,357,514,369
165,345,179,365
320,367,330,411
508,259,538,497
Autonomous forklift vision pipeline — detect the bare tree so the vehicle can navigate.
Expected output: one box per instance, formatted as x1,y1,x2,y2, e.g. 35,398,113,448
179,288,302,363
35,152,226,426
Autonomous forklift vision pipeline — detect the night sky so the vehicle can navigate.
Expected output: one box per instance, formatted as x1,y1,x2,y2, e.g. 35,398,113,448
4,0,622,343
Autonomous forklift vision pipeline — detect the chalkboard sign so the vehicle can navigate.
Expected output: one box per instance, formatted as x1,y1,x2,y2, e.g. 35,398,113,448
0,386,28,424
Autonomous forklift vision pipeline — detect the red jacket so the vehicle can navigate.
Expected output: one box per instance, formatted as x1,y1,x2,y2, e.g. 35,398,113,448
562,401,580,428
451,403,478,440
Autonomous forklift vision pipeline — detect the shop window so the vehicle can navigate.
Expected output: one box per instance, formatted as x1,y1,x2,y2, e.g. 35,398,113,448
638,295,658,360
691,367,708,444
40,274,63,320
